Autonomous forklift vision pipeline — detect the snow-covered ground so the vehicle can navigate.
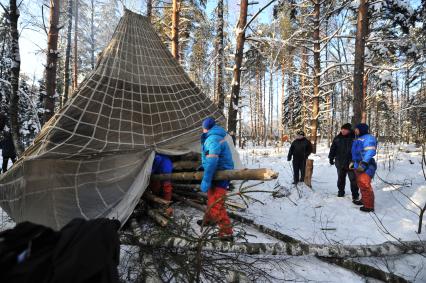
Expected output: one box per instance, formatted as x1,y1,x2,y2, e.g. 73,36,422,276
237,142,426,246
1,143,425,282
170,142,426,282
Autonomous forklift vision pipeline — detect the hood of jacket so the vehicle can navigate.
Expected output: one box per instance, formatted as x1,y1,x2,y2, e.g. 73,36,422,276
204,125,227,139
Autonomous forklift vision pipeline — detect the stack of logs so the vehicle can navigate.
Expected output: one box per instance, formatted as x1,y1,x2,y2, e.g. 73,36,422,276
141,159,279,227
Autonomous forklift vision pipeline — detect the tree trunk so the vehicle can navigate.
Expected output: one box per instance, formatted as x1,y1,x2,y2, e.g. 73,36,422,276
63,0,73,106
127,232,426,258
280,60,285,136
304,159,313,188
151,168,279,181
215,0,224,111
361,71,369,123
8,0,24,155
43,0,61,123
171,0,180,61
172,160,200,170
90,0,95,69
73,0,79,89
352,0,369,125
310,0,320,153
146,0,152,20
227,0,248,134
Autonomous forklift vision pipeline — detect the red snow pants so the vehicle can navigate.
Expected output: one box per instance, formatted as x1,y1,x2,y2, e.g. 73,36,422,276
150,180,173,201
356,172,375,209
205,186,233,237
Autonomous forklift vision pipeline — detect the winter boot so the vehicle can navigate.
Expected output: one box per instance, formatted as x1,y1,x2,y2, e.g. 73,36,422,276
337,191,345,197
352,199,363,205
292,181,298,185
360,206,374,212
197,219,215,227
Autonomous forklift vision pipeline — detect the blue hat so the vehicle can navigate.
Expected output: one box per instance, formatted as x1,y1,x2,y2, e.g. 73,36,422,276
355,123,369,136
202,117,216,130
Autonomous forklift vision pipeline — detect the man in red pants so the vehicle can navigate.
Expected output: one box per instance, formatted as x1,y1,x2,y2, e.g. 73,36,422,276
351,123,377,212
197,117,234,241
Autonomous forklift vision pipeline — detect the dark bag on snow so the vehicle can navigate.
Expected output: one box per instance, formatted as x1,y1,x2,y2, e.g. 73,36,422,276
0,218,121,283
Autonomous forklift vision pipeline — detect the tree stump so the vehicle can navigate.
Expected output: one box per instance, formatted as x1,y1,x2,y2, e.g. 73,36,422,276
304,159,314,188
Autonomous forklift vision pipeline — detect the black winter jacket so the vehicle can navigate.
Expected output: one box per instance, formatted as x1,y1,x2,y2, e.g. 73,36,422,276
288,138,313,161
328,132,354,168
0,132,16,158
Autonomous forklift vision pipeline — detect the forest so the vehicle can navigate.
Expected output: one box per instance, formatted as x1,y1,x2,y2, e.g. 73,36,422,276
0,0,425,282
0,0,424,150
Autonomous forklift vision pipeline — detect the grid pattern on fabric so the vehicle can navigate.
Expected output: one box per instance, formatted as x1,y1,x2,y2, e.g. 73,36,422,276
0,10,225,230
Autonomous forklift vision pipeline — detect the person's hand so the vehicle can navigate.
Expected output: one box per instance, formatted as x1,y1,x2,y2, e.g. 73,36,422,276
356,166,365,173
349,162,354,170
200,180,210,193
356,161,369,173
329,158,335,165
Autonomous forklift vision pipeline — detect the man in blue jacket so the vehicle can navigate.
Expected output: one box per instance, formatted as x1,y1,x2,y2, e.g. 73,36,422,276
351,123,377,212
199,117,234,240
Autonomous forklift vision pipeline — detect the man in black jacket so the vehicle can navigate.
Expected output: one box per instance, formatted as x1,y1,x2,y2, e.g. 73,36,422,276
0,131,16,173
328,123,359,200
287,130,313,184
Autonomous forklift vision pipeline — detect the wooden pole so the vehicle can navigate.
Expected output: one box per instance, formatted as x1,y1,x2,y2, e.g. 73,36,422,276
143,191,171,206
304,159,314,188
151,168,279,181
173,160,200,171
147,209,168,227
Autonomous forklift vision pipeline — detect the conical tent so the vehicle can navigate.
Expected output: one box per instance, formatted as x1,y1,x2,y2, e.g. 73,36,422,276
0,10,240,230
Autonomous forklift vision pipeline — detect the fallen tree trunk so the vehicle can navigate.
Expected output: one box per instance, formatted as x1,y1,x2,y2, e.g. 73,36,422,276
173,160,200,171
143,191,171,206
127,230,426,258
147,209,169,227
151,168,278,181
173,193,206,212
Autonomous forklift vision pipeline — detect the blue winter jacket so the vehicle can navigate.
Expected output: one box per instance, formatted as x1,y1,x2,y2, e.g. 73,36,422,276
351,133,377,178
152,154,173,174
200,125,234,192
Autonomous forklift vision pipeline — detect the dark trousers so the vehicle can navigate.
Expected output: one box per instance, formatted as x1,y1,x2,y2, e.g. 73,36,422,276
2,156,16,173
336,166,359,199
292,158,307,183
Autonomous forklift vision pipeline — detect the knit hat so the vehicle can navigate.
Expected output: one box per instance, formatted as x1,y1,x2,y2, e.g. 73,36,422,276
296,130,305,136
341,123,352,131
202,117,216,130
355,123,369,136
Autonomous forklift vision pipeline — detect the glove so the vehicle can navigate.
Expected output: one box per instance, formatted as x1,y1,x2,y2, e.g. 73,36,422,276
287,156,291,161
329,158,335,165
356,166,365,173
356,161,369,173
200,180,210,193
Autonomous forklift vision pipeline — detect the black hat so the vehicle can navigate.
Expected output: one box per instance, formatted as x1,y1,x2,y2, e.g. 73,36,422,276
341,123,352,130
355,123,369,136
296,130,305,136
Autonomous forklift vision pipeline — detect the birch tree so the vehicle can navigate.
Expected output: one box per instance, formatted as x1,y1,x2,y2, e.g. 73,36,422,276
7,0,24,155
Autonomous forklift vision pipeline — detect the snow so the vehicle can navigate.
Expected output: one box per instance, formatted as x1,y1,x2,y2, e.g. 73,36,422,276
1,143,425,282
238,143,426,245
